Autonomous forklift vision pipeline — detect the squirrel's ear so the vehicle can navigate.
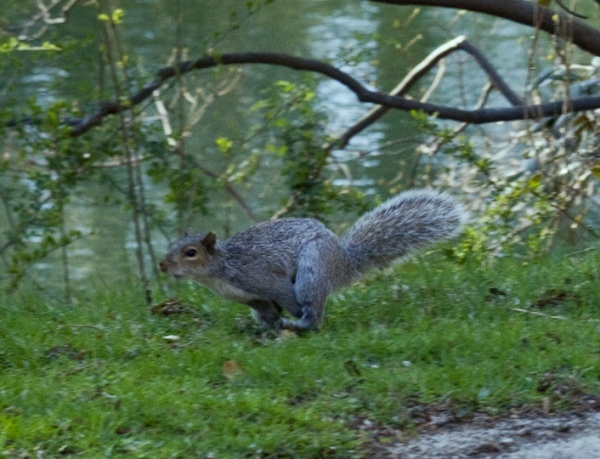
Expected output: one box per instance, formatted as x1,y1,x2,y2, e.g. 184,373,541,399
201,232,218,254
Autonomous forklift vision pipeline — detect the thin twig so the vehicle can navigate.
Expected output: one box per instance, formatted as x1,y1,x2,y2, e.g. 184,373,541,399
511,307,566,320
198,165,261,223
99,12,151,305
420,59,446,103
152,89,260,224
14,0,80,40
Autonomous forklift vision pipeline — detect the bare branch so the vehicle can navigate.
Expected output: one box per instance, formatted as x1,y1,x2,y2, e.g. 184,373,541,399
151,82,259,223
368,0,600,57
424,81,495,156
330,36,522,149
555,0,587,20
195,165,261,223
67,51,600,136
420,58,446,103
9,0,80,40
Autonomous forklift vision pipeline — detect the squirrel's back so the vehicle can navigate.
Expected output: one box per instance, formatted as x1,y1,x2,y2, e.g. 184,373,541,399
222,217,341,274
227,218,331,253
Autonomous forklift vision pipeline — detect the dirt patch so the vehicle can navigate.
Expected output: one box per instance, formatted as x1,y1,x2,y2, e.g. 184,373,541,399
389,410,600,458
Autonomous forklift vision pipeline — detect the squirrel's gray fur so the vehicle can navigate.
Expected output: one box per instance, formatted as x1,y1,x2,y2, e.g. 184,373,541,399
160,189,465,331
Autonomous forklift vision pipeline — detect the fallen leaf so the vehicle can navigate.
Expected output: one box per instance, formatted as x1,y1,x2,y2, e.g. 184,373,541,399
222,360,243,381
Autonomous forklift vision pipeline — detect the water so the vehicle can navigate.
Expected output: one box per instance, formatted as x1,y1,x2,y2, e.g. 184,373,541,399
0,1,538,292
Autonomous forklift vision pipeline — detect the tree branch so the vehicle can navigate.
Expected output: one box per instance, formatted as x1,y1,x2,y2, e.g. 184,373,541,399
367,0,600,57
330,35,522,149
67,51,600,136
7,0,80,41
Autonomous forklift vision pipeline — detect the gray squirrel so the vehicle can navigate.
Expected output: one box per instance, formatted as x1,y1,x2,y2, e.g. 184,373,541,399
159,189,465,331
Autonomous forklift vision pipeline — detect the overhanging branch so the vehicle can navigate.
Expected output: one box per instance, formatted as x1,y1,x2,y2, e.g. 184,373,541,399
68,51,600,136
367,0,600,57
332,36,522,149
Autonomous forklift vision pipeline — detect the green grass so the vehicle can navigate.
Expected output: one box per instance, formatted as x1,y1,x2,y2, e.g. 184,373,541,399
2,250,600,458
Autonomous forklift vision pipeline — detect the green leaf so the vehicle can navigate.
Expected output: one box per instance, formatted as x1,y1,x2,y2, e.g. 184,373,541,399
112,8,125,24
528,173,542,190
216,137,233,155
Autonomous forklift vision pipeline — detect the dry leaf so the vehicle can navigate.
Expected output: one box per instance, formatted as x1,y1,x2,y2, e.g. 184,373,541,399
222,360,243,380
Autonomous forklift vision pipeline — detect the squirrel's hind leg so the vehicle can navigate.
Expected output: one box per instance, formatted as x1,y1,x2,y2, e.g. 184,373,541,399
282,239,334,331
247,299,283,328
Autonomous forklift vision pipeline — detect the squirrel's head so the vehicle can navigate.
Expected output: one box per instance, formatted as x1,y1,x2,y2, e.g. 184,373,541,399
159,232,218,280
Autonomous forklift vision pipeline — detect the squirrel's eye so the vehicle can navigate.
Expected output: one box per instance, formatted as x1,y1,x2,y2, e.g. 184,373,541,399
184,248,198,258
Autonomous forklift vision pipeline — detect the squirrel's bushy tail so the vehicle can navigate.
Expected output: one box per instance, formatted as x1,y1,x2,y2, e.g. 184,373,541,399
342,189,465,276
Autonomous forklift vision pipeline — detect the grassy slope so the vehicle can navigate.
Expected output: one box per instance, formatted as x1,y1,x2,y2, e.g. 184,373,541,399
1,250,600,458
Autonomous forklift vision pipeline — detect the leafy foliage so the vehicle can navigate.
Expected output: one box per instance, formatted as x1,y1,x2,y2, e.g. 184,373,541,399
407,56,600,261
252,80,369,219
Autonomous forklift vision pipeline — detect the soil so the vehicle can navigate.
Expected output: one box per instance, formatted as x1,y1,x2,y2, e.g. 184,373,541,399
387,408,600,458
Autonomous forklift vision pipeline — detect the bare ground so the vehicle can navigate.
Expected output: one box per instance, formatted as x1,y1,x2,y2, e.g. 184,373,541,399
361,397,600,458
389,411,600,458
